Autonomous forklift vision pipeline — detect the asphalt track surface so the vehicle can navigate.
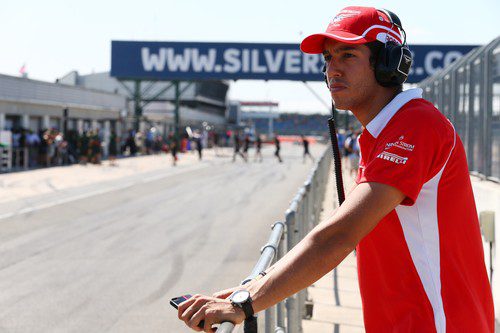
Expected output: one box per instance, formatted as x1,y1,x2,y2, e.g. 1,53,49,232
0,144,326,332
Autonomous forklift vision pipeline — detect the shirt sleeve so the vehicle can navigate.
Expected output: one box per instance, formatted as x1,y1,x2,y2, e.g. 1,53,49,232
357,115,454,206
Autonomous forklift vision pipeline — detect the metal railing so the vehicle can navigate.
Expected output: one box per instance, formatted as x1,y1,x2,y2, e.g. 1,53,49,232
418,36,500,182
217,146,332,333
0,147,28,172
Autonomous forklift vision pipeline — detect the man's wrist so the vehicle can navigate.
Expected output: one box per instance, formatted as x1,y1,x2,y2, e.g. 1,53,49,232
231,303,247,323
229,290,254,319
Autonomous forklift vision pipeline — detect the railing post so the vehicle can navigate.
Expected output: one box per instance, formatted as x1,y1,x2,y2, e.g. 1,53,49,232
265,305,276,333
285,204,300,333
23,147,28,170
297,187,307,321
276,228,286,331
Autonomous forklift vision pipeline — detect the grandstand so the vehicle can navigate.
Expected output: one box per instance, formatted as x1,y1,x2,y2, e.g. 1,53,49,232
254,112,359,135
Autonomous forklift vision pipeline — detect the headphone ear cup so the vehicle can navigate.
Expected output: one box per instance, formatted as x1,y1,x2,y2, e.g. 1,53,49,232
398,47,413,79
375,42,411,87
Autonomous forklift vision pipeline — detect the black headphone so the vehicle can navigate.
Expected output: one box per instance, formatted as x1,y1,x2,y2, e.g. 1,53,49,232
322,9,413,88
374,9,413,87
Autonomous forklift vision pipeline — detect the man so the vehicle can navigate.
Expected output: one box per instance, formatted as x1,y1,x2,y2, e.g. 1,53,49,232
274,134,283,163
254,134,263,162
176,6,493,332
232,131,246,162
194,131,203,161
168,132,178,167
212,132,221,157
344,130,360,175
242,134,251,161
301,134,314,163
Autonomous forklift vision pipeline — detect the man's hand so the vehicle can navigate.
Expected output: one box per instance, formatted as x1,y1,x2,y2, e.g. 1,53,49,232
177,294,246,332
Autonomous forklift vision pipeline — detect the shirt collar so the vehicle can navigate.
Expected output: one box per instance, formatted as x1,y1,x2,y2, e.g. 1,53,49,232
365,88,423,138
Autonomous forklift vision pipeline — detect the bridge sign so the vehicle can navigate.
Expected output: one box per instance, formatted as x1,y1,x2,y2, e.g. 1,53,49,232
111,41,478,83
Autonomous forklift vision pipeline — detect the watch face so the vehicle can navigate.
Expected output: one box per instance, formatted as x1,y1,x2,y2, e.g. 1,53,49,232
231,290,250,303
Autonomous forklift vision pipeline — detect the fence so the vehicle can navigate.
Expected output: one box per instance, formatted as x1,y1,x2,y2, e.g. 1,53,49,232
418,36,500,181
216,146,332,333
0,147,28,172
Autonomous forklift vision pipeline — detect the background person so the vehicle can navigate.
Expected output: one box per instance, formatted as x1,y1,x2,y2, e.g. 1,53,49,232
344,130,360,175
168,133,178,166
195,133,203,161
254,134,263,163
273,134,282,163
243,134,251,161
108,130,118,166
301,134,314,163
232,131,246,162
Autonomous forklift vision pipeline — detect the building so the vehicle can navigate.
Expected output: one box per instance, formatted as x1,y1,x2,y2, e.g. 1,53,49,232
57,71,229,135
0,73,126,134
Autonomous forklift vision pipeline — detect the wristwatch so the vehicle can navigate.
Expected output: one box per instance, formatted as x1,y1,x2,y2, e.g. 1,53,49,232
229,290,254,320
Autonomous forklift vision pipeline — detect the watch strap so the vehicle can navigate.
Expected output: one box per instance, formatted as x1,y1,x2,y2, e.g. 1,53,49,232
243,315,257,331
240,296,254,319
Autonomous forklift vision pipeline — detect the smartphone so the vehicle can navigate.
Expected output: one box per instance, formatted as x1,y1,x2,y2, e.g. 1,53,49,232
170,294,193,309
170,294,205,329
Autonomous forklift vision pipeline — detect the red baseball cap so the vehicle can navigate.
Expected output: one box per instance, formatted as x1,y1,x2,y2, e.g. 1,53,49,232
301,6,403,54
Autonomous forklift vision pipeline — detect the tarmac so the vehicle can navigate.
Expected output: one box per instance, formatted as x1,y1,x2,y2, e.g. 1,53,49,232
0,148,212,205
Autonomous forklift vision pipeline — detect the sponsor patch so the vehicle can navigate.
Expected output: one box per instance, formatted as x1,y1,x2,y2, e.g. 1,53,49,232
377,151,408,165
385,136,415,152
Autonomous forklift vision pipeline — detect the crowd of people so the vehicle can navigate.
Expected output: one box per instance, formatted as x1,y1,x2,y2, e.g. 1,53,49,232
7,128,103,168
4,127,171,170
230,132,286,164
2,126,321,171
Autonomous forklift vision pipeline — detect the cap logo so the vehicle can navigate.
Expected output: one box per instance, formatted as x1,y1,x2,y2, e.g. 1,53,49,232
375,32,401,45
331,9,361,24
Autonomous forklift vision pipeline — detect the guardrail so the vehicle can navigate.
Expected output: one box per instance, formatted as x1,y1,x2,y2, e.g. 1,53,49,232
419,36,500,181
0,147,28,172
216,146,332,333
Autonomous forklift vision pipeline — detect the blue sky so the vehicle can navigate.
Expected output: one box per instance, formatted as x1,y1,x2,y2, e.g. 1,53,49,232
1,0,498,113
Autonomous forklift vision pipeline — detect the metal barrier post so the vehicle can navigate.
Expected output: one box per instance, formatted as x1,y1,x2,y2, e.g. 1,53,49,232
305,180,313,232
285,204,300,333
302,181,314,319
313,169,320,227
265,305,276,333
275,229,286,331
0,147,12,172
23,147,28,169
298,186,308,320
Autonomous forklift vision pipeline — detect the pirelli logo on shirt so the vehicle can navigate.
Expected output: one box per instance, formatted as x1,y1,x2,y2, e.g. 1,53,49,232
377,151,408,165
